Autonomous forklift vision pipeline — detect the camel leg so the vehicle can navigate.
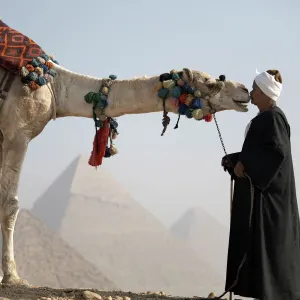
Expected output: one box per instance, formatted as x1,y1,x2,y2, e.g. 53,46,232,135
0,134,29,285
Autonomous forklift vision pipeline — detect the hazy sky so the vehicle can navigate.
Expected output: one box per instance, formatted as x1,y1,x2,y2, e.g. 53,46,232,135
1,0,299,227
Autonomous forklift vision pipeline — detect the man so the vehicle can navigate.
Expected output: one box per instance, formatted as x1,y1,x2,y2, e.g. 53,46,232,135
222,69,300,300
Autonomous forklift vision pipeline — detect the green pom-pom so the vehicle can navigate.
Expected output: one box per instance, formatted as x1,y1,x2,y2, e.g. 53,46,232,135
158,88,169,99
109,74,117,80
84,92,95,104
31,59,40,67
172,73,180,81
171,86,181,98
185,108,193,119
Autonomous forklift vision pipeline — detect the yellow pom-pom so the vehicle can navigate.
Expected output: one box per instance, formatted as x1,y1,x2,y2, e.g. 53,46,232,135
35,67,43,75
110,145,118,156
163,79,175,89
192,109,203,120
194,89,202,97
170,69,177,74
102,87,109,95
207,292,216,298
185,94,194,106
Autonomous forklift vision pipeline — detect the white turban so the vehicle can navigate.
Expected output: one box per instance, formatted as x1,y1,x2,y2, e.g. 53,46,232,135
254,69,282,101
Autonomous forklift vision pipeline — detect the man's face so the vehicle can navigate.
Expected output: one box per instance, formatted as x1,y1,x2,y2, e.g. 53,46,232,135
250,81,264,106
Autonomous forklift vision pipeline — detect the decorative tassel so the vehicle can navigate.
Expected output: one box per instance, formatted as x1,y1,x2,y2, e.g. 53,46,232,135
88,119,110,167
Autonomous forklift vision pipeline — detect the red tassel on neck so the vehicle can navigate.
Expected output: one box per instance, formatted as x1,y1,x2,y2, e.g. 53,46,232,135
88,119,110,167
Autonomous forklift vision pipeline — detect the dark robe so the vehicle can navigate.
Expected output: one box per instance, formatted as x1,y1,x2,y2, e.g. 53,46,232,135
224,106,300,300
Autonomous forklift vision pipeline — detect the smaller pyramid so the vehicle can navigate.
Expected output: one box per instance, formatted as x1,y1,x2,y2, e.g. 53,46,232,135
170,207,229,277
0,209,117,290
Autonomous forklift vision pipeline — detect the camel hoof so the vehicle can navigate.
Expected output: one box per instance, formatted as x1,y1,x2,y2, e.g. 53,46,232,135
1,275,29,286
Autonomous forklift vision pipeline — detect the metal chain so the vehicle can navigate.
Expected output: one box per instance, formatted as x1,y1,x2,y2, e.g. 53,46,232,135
213,114,228,157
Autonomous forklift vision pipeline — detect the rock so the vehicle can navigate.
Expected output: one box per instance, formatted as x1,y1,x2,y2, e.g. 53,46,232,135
115,296,123,300
82,290,102,300
106,296,113,300
123,297,131,300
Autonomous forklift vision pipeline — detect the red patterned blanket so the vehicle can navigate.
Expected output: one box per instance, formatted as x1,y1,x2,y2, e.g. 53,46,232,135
0,20,45,74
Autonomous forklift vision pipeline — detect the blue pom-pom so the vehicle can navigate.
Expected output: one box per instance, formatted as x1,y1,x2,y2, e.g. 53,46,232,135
187,86,195,94
171,86,181,98
181,83,189,93
190,97,202,109
172,73,180,81
31,59,39,67
109,74,117,80
185,109,193,118
178,103,188,115
158,88,169,99
41,53,50,61
47,69,56,77
41,65,49,73
27,72,38,81
36,76,47,86
100,94,107,101
104,147,111,157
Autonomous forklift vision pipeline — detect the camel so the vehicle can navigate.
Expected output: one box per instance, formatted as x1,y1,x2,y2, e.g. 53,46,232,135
0,59,250,285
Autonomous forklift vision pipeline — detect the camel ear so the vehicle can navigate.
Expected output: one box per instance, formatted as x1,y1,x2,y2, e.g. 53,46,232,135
182,68,194,82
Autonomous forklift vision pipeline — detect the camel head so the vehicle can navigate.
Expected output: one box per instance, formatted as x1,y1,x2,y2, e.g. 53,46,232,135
181,68,250,113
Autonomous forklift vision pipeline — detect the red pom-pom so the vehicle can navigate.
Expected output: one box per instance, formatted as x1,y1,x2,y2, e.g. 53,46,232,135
179,93,188,104
204,114,213,122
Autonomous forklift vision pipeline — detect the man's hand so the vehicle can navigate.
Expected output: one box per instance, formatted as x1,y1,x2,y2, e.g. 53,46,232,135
234,161,245,178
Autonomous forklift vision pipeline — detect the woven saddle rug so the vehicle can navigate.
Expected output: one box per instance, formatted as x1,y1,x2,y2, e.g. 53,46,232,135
0,20,58,102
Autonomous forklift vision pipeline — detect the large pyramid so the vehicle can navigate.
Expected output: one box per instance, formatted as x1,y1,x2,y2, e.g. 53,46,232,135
0,209,117,290
31,155,225,297
170,207,229,278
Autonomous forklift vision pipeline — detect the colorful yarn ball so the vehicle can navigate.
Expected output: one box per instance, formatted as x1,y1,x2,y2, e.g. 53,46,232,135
20,66,29,77
31,59,40,68
181,83,189,93
204,114,213,122
27,72,39,81
170,69,177,74
35,67,43,75
185,94,194,106
178,103,188,115
45,61,54,68
163,79,175,89
192,109,204,120
190,97,202,109
185,108,193,119
172,73,180,81
47,69,56,77
43,73,52,82
104,147,111,157
194,89,202,97
158,88,169,99
109,74,117,80
41,65,49,73
187,86,195,94
41,54,50,61
36,76,47,86
102,87,109,95
29,81,39,90
109,145,118,155
171,86,181,98
159,73,172,82
179,93,188,104
102,78,113,88
37,57,46,64
26,64,35,72
177,79,185,86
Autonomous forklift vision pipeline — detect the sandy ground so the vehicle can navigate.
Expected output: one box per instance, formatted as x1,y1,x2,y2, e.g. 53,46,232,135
0,285,230,300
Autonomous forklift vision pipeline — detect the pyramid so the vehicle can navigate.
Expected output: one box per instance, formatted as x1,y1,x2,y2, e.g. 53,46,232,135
0,209,117,290
170,207,229,278
31,155,225,297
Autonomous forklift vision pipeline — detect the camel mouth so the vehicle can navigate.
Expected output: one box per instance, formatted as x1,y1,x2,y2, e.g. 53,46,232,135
233,99,249,112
